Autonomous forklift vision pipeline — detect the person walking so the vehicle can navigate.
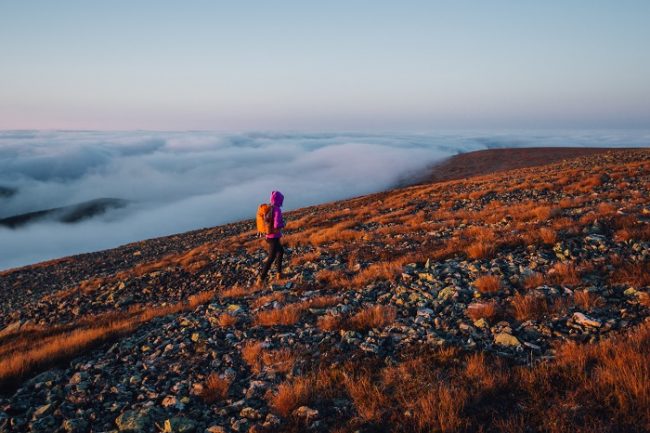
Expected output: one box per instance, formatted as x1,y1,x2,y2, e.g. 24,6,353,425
258,190,285,284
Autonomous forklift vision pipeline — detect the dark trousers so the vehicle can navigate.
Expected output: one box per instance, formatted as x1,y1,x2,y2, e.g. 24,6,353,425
261,238,284,279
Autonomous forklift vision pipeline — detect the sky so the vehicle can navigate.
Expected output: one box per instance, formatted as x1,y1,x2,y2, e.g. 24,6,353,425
1,1,649,130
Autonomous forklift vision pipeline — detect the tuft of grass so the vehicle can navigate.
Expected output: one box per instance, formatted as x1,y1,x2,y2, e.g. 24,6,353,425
347,305,396,331
523,272,545,290
216,313,238,328
473,275,502,294
254,303,306,327
511,292,549,321
267,376,313,417
549,262,581,286
466,301,499,322
573,290,605,311
199,372,230,403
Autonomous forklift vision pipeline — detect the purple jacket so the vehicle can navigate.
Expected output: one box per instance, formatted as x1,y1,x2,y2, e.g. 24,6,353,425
266,190,285,239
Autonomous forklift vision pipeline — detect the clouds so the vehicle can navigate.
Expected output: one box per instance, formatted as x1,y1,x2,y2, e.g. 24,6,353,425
0,129,648,270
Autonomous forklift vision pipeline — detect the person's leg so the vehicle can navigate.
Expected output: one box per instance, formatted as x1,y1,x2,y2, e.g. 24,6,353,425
275,240,284,277
260,238,278,281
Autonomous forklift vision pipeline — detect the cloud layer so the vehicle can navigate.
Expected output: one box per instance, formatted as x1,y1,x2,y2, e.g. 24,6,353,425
1,130,648,270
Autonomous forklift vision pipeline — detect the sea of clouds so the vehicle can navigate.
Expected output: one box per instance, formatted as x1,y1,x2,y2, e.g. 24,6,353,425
1,130,648,270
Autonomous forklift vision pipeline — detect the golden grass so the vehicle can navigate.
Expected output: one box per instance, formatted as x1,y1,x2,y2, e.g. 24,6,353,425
0,290,216,390
522,272,545,290
548,262,581,286
510,292,549,321
215,313,238,327
347,305,396,331
466,301,499,322
254,303,306,327
267,376,314,417
199,372,230,403
573,290,605,311
473,275,502,294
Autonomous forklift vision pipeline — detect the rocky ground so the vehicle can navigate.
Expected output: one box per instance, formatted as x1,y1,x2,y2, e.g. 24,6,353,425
0,149,649,433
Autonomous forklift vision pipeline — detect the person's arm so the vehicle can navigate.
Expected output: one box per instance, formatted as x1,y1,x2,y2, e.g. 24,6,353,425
274,208,285,230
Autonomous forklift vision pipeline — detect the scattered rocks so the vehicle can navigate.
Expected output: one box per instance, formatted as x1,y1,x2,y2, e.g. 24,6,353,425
1,150,650,432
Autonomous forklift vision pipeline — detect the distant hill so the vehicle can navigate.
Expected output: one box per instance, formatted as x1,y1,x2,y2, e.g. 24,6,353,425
0,186,17,198
422,147,619,184
0,197,129,228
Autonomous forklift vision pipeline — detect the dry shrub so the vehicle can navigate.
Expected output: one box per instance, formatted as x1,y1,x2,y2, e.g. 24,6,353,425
251,292,286,309
466,241,495,259
350,261,403,288
532,206,559,221
200,372,230,403
539,227,557,245
511,292,549,321
611,262,650,287
268,376,313,417
466,301,498,322
523,272,544,290
307,295,341,309
410,382,467,432
216,313,238,328
639,292,650,308
220,284,252,298
290,249,320,266
188,290,216,308
347,305,396,331
614,225,650,242
548,323,650,429
316,269,349,288
317,314,343,331
597,202,618,215
473,275,502,294
254,303,305,327
344,373,389,422
548,262,581,286
573,290,605,311
244,343,297,375
0,289,220,391
261,348,296,374
241,341,263,373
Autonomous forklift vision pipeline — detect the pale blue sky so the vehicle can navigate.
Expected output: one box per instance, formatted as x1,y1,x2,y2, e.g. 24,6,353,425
1,1,649,130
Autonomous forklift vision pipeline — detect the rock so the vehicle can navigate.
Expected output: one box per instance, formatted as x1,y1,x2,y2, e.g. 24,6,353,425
161,396,178,408
240,407,261,420
573,312,602,328
0,320,23,336
31,403,52,419
293,406,319,421
494,332,521,348
473,318,489,329
62,418,89,433
29,415,56,432
230,418,248,432
437,287,456,301
624,287,638,297
115,410,151,432
262,414,281,429
68,371,88,385
168,417,197,433
205,426,227,433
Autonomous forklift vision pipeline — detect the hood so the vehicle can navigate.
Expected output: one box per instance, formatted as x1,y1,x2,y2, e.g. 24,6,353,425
270,190,284,207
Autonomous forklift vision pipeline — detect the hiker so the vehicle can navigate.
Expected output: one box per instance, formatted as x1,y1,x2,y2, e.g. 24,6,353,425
257,190,285,283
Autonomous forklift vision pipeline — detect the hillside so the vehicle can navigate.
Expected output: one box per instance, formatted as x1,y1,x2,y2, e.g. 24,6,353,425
0,148,649,433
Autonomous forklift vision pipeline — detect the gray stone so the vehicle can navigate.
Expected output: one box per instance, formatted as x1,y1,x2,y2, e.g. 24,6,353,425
62,418,89,433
